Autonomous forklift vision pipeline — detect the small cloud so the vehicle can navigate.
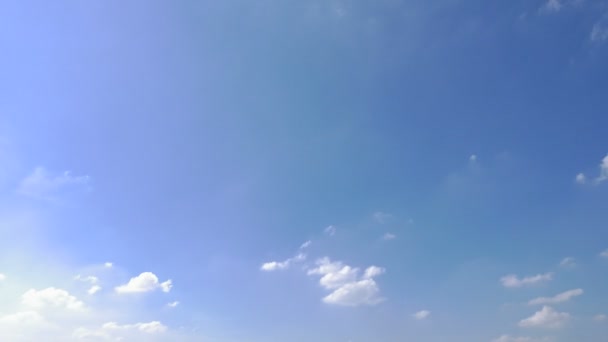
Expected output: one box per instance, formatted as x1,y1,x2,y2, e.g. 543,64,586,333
300,240,312,249
17,167,90,201
74,275,98,284
559,257,576,268
469,154,477,162
500,273,553,288
167,301,179,308
528,289,583,305
413,310,431,320
115,272,172,294
260,250,307,272
308,258,385,306
519,306,570,328
575,173,586,184
324,225,336,236
22,287,85,311
594,314,607,322
87,285,102,295
382,233,396,240
373,211,392,224
492,335,552,342
102,321,168,334
591,22,608,42
104,262,113,268
541,0,562,12
0,273,5,281
600,249,608,258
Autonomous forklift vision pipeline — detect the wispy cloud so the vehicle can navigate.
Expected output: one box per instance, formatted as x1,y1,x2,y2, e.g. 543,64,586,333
308,258,385,306
260,241,308,272
600,249,608,258
528,289,583,305
519,306,570,328
591,21,608,42
500,273,553,288
541,0,562,12
373,211,392,224
559,257,576,268
382,233,396,240
324,225,336,236
413,310,431,320
17,167,90,201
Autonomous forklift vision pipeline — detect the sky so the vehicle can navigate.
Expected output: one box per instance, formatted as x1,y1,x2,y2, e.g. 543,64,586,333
0,0,608,341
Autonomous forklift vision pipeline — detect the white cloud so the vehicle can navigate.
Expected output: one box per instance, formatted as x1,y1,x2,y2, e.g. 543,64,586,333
115,272,172,294
382,233,396,240
519,306,570,328
559,257,576,268
500,273,553,288
167,301,179,308
470,154,477,162
74,275,98,284
104,262,113,268
594,314,607,322
0,273,5,281
413,310,431,320
260,260,291,271
87,285,102,295
600,249,608,258
73,321,168,340
17,167,90,201
300,240,312,249
22,287,85,311
575,173,586,184
492,335,551,342
373,211,392,224
103,321,168,334
324,225,336,236
597,154,608,182
308,258,385,306
0,311,49,327
528,288,583,305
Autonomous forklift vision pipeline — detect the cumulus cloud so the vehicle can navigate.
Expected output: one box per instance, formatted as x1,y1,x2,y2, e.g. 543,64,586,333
115,272,172,294
519,306,570,328
22,287,85,311
167,301,179,308
373,211,392,224
492,335,551,342
17,167,90,201
579,154,608,184
324,225,336,236
528,289,583,305
308,258,385,306
500,273,553,288
575,173,586,184
413,310,431,320
73,321,168,340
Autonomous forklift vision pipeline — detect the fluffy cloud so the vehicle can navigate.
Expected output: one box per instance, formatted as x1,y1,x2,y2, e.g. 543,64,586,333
528,289,583,305
500,273,553,288
17,167,90,201
115,272,172,294
22,287,85,311
413,310,431,320
308,258,385,306
519,306,570,328
492,335,551,342
579,154,608,184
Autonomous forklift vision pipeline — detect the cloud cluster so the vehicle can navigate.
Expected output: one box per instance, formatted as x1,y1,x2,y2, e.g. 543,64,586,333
307,258,385,306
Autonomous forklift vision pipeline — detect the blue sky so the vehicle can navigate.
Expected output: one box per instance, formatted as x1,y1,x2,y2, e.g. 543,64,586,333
1,0,608,341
